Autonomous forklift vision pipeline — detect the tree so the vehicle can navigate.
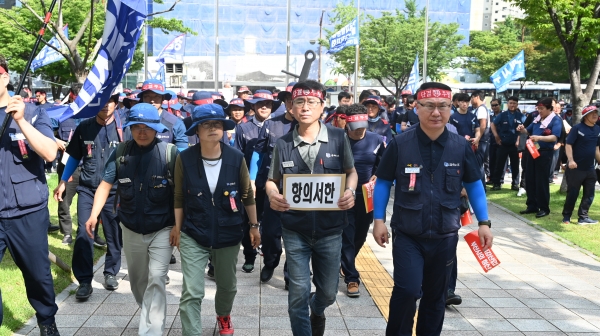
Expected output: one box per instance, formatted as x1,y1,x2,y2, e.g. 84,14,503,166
510,0,600,124
0,0,193,86
324,0,463,96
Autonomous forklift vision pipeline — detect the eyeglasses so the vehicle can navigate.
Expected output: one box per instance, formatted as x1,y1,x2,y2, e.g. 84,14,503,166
491,104,499,107
201,121,223,129
417,102,452,112
293,99,322,107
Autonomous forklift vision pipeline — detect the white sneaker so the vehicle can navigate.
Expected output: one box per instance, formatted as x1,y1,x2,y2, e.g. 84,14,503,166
517,188,526,197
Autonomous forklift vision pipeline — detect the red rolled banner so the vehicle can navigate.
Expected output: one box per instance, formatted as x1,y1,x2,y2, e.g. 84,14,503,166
461,211,472,226
464,231,501,273
526,139,540,159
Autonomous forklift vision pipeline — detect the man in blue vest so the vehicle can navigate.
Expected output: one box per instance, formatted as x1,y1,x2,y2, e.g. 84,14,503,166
266,80,358,336
235,90,281,273
372,82,493,336
84,103,177,335
250,88,295,287
363,95,393,145
490,96,523,191
0,56,61,336
55,93,124,300
399,95,419,132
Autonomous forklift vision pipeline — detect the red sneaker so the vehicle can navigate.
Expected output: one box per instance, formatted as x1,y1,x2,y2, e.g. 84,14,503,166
217,315,234,335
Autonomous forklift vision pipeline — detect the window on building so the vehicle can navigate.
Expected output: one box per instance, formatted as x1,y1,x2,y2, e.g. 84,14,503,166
0,0,5,4
502,15,506,18
503,7,507,10
484,15,489,18
495,2,498,4
484,23,489,27
494,19,498,21
175,64,183,73
495,10,498,13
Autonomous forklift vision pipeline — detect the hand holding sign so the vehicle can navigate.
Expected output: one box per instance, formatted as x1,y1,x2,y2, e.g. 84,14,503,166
269,191,290,212
283,174,346,211
464,230,499,273
338,188,355,210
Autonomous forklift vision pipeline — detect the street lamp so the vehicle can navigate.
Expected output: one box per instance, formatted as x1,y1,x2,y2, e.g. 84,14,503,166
318,9,325,84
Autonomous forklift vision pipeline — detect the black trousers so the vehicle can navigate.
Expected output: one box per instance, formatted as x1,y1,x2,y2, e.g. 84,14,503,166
56,163,80,236
72,187,122,284
562,168,597,220
386,230,458,336
525,150,553,213
0,209,58,326
475,137,490,189
341,192,373,284
261,196,289,281
493,145,520,186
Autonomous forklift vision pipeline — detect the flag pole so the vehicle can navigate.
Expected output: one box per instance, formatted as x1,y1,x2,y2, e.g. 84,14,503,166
422,0,429,83
353,0,360,102
0,0,59,138
214,0,219,91
285,0,291,86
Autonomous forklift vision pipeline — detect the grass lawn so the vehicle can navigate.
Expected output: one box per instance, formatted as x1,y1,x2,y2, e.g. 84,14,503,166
0,173,105,336
486,183,600,258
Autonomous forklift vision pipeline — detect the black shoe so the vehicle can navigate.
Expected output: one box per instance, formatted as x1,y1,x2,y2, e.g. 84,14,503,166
166,275,170,285
485,181,494,185
578,217,599,225
446,290,462,306
207,265,214,278
310,300,326,336
520,208,538,214
260,266,274,283
47,225,60,233
104,274,119,290
93,235,107,248
62,235,72,245
242,262,255,273
511,184,519,191
491,185,501,191
75,283,93,300
170,254,176,264
535,210,550,218
38,322,60,336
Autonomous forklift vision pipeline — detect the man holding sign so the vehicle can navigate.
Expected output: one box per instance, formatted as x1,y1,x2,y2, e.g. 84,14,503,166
372,82,493,336
266,80,358,336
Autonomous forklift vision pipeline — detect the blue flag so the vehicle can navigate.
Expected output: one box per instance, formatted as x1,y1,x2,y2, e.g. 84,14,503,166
48,0,146,121
490,50,525,93
405,54,419,94
327,18,359,54
155,33,186,63
30,25,69,72
155,62,166,86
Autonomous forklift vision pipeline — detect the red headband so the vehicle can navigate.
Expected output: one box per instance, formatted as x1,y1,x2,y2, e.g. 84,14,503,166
292,88,324,100
253,92,273,100
0,67,6,74
417,89,452,100
582,105,598,115
142,83,165,92
193,98,214,105
186,92,194,98
346,114,368,123
70,92,77,100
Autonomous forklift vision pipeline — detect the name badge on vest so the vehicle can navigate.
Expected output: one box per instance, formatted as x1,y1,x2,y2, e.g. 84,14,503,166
405,167,420,174
9,133,26,141
118,178,132,183
282,161,294,168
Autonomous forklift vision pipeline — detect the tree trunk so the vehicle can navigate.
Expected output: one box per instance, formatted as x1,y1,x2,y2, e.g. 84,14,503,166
559,170,568,194
50,84,63,101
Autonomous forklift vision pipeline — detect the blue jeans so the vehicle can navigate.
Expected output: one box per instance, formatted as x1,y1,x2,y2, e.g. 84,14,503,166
282,228,342,336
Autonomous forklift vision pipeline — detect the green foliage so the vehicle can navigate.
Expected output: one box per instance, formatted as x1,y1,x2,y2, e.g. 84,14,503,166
324,0,462,96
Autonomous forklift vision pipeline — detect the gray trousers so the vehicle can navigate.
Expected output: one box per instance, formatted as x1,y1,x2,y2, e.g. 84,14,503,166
121,224,173,336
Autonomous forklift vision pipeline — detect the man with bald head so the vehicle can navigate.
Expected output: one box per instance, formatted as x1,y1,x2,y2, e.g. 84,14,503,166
371,82,494,335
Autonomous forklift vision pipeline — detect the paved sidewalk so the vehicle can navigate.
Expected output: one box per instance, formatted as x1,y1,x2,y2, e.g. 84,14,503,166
15,199,600,335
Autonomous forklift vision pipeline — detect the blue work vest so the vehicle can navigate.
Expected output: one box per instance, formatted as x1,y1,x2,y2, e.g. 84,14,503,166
392,128,466,238
255,114,294,189
76,118,121,191
155,111,179,144
116,140,174,234
236,119,262,167
275,125,348,237
180,144,245,249
496,110,523,145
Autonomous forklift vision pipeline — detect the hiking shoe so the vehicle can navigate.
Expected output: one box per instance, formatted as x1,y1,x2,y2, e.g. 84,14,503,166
217,315,234,335
347,282,360,297
75,283,93,300
446,290,462,306
260,266,274,283
38,322,60,336
207,264,215,278
517,187,526,197
93,235,107,248
104,274,119,290
170,254,176,264
578,218,599,225
242,262,255,273
62,235,72,245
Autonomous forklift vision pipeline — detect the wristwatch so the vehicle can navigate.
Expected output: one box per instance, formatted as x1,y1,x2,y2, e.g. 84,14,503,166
478,220,491,228
249,223,260,229
345,187,356,200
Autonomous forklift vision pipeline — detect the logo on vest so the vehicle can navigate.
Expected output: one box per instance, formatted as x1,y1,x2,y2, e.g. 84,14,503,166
325,153,339,158
444,162,460,167
227,182,236,186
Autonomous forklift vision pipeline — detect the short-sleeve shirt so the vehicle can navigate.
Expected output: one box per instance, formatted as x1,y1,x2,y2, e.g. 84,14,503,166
525,114,562,150
449,111,478,138
268,122,354,181
376,126,481,183
565,122,600,171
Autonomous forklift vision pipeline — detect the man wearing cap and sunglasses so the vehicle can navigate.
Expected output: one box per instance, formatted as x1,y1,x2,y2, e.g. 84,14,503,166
83,103,178,335
372,82,493,336
55,93,125,300
266,80,358,336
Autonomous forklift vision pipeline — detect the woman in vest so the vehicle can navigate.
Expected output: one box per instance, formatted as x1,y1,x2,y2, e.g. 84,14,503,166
517,97,563,218
170,103,260,336
84,103,177,335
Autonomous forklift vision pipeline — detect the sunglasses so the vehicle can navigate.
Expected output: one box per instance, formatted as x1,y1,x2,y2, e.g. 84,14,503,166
491,104,499,107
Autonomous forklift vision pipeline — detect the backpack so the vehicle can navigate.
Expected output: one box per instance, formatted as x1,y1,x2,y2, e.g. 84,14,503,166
114,140,176,185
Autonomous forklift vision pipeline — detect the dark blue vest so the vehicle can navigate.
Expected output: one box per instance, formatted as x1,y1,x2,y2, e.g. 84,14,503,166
180,144,245,249
58,118,80,141
156,111,179,144
116,140,174,234
405,109,419,126
256,114,294,188
275,126,348,237
368,118,391,143
76,118,120,191
392,128,465,238
349,131,383,186
235,120,262,167
0,104,49,218
496,110,523,145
